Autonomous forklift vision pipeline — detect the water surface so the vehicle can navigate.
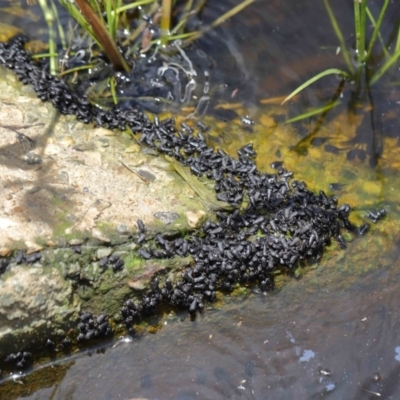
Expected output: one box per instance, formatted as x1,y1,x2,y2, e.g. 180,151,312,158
0,0,399,398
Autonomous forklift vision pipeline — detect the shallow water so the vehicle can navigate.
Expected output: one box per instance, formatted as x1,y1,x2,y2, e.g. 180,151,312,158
11,239,400,399
0,0,400,398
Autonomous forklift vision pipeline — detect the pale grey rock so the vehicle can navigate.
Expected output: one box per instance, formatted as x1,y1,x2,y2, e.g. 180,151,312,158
96,248,113,259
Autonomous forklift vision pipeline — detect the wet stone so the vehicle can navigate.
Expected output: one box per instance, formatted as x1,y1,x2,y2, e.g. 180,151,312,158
186,210,206,228
96,248,113,259
69,239,84,246
116,224,129,234
64,262,81,279
153,212,180,224
98,138,109,147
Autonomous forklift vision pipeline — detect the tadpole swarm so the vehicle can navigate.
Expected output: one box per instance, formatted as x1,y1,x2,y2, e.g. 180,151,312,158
0,36,360,328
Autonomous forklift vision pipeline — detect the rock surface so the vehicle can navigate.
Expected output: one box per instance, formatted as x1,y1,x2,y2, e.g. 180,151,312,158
0,67,208,248
0,67,212,349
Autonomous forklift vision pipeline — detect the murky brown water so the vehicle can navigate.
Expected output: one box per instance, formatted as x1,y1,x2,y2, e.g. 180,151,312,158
0,0,400,398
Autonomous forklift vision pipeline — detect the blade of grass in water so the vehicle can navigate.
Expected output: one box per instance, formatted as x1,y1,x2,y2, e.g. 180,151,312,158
365,3,390,60
31,52,58,59
289,79,345,148
185,0,254,43
116,0,154,15
322,0,353,73
160,0,172,43
395,26,400,67
170,0,207,36
285,100,341,124
106,0,116,40
370,47,400,85
73,0,130,71
107,0,123,40
58,64,94,77
170,0,194,35
123,1,159,53
149,31,197,46
281,68,350,105
396,27,400,52
354,0,361,61
50,0,66,50
37,0,57,75
59,0,98,45
109,76,118,104
355,0,367,65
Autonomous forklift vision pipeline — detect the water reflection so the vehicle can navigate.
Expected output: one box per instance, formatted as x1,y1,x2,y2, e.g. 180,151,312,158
18,240,400,399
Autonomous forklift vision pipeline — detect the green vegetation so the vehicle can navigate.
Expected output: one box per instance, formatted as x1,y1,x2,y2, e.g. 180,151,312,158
282,0,400,123
36,0,254,76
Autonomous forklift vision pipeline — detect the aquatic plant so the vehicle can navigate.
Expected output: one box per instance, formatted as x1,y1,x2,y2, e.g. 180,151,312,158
29,0,254,115
34,0,254,76
282,0,400,136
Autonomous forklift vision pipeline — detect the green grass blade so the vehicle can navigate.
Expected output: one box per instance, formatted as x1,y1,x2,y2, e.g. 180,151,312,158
122,1,159,51
149,31,198,46
396,26,400,52
31,52,59,59
354,0,361,61
116,0,154,15
50,0,67,50
185,0,254,43
285,100,341,124
106,0,122,40
395,25,400,67
365,4,390,60
59,0,99,46
323,0,353,73
109,76,118,105
161,0,172,42
73,0,130,71
37,0,57,75
58,64,94,76
357,0,367,64
106,0,115,39
170,0,194,35
370,47,400,85
281,68,350,105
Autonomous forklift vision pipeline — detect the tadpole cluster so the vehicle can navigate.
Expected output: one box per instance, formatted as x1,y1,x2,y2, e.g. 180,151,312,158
119,148,358,324
98,254,125,272
0,34,365,313
0,250,41,276
0,258,10,275
4,351,32,369
0,35,380,369
76,311,113,342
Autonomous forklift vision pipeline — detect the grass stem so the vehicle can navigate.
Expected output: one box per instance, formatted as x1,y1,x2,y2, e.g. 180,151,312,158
160,0,172,44
73,0,130,71
37,0,57,75
358,0,367,64
281,68,350,105
323,0,353,73
366,4,390,60
370,46,400,85
285,100,341,124
115,0,154,15
185,0,254,43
